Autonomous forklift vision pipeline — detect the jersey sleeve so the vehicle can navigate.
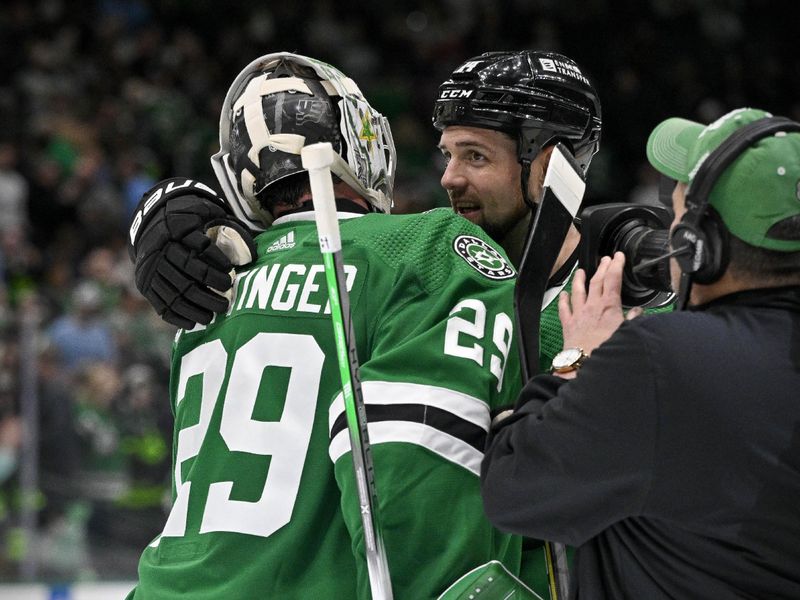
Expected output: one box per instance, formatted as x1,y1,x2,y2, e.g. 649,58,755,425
539,274,572,374
329,211,523,598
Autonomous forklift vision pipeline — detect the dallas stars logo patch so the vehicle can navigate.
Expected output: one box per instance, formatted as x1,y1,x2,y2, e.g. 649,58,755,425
453,235,515,280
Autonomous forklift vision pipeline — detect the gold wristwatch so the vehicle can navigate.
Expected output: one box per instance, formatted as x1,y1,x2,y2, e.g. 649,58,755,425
550,347,587,374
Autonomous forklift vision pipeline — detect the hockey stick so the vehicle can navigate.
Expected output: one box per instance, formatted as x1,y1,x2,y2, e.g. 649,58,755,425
301,142,394,600
514,143,586,600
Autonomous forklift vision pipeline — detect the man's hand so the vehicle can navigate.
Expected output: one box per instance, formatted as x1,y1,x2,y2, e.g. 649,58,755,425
128,178,257,329
558,252,642,356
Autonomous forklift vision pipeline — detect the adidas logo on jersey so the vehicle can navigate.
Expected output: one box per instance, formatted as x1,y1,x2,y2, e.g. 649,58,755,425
266,231,296,253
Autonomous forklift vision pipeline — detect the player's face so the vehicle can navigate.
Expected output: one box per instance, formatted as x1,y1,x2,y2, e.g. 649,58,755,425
669,181,688,293
438,126,528,244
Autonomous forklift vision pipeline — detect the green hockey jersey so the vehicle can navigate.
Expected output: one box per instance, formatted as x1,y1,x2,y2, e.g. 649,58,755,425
129,208,523,599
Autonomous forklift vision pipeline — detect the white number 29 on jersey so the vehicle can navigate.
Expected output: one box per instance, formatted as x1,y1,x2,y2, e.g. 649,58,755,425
444,299,513,391
151,332,323,545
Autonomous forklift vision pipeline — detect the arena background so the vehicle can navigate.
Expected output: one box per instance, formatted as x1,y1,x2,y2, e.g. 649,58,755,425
0,0,797,597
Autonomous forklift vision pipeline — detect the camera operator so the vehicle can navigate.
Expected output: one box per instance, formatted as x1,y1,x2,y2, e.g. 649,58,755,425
481,107,800,599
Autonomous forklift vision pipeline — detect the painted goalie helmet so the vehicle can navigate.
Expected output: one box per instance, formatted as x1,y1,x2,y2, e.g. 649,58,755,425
212,52,397,230
432,50,602,174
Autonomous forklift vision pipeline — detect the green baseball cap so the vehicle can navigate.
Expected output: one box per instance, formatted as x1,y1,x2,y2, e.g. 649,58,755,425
646,107,800,251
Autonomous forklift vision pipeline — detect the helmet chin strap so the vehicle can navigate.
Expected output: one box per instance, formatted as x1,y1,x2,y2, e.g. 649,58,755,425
518,129,557,210
520,158,536,210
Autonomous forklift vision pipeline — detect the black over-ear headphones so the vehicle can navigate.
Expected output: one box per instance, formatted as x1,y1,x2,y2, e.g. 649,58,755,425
671,116,800,284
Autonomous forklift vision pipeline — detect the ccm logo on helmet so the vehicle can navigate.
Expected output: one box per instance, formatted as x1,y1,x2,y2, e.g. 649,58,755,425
129,179,217,245
439,89,474,99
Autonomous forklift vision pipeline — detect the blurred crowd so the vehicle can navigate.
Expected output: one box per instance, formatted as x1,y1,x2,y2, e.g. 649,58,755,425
0,0,797,584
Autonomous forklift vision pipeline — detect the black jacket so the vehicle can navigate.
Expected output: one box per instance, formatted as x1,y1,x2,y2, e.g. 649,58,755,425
482,286,800,599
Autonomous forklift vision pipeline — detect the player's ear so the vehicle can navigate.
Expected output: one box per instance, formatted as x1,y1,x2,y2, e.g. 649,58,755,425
537,145,556,184
527,145,557,205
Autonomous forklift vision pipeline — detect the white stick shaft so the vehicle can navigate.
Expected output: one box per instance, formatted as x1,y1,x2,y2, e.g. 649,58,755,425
301,142,394,600
302,142,341,253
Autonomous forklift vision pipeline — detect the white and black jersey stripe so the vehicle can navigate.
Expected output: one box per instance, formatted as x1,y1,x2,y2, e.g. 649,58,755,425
328,381,491,476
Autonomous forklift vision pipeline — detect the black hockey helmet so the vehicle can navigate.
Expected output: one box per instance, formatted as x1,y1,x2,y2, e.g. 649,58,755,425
432,50,602,174
212,52,396,230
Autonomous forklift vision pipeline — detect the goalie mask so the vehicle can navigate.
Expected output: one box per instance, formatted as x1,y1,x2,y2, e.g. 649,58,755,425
211,52,396,230
432,50,602,174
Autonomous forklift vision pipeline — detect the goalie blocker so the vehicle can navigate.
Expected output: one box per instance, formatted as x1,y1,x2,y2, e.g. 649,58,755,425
128,177,256,329
438,561,543,600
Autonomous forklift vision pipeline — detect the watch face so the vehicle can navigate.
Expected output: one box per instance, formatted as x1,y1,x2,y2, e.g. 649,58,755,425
553,347,583,369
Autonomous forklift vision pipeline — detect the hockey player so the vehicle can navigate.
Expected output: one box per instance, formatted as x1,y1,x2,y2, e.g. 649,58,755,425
128,50,608,598
126,52,523,599
432,50,604,373
432,51,604,595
